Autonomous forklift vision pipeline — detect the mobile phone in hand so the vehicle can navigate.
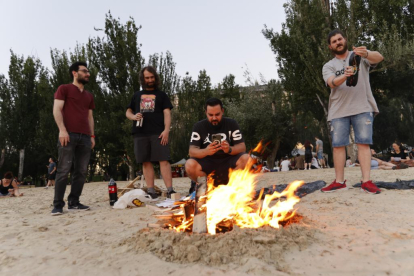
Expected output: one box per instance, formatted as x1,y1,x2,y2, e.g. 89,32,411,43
211,134,222,144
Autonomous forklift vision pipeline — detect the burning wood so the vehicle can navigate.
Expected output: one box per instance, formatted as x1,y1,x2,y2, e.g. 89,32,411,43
151,143,305,235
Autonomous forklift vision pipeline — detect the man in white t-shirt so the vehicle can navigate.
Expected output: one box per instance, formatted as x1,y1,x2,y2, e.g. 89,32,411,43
321,29,383,194
280,156,291,172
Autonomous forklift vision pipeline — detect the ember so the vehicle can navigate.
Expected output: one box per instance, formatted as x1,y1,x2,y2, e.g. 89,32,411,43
153,142,305,235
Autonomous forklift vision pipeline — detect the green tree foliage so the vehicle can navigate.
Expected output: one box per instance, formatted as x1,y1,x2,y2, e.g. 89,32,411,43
0,52,45,179
218,74,241,103
88,12,144,179
226,80,293,168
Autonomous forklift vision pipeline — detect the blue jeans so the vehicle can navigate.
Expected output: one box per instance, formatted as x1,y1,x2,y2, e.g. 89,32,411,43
53,133,91,208
330,112,374,147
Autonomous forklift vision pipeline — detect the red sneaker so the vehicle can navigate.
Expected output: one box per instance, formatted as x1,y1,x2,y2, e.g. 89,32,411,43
361,180,381,194
321,180,347,193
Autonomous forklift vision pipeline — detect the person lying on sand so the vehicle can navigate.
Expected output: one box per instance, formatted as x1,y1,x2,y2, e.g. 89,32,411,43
0,171,23,197
354,149,408,170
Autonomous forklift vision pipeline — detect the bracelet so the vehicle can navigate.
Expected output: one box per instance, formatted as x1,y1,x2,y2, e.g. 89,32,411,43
331,77,337,87
365,51,369,58
91,135,95,138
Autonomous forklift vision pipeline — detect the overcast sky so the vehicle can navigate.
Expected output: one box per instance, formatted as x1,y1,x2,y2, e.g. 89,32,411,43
0,0,286,86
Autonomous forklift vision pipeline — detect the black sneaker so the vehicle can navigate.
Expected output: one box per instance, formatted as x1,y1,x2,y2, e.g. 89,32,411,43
51,208,63,216
148,192,159,199
167,190,177,199
68,203,90,211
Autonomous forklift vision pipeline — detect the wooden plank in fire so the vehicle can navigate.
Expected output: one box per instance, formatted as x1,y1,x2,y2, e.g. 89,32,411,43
193,176,207,233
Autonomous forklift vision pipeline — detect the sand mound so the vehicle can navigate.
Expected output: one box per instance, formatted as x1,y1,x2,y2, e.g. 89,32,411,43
126,218,317,270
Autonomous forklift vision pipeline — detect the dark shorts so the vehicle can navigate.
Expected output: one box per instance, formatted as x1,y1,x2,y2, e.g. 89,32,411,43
191,153,246,186
305,154,312,163
134,135,171,163
48,173,56,180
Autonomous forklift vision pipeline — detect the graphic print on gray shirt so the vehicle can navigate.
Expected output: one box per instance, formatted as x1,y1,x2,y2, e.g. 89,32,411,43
322,51,379,121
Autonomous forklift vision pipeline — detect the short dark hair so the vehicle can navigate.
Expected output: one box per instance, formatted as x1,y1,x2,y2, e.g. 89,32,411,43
69,61,88,80
327,29,346,45
50,157,55,162
4,171,13,179
140,66,160,90
205,98,223,111
296,154,300,157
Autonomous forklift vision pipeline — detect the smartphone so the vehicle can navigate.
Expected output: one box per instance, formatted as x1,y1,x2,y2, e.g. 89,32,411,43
211,134,222,144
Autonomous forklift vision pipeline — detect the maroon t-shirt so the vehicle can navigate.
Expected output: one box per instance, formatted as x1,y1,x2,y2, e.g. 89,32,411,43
54,84,95,135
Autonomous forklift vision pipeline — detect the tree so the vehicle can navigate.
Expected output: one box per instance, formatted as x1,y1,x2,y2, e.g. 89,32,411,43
2,52,43,179
88,12,144,180
226,80,293,168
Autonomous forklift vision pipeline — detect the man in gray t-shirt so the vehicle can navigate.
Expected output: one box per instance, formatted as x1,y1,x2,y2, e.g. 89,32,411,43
45,157,57,189
320,29,383,195
315,136,325,168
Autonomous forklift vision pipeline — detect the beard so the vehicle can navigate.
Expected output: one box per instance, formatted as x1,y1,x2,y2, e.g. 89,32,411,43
77,76,89,85
209,119,222,129
144,82,155,89
331,41,348,55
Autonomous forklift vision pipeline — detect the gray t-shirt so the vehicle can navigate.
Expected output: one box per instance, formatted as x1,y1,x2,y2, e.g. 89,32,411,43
322,51,379,121
316,139,323,153
48,162,56,174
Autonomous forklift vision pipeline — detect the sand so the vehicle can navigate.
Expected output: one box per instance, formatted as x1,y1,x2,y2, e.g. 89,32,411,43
1,167,414,276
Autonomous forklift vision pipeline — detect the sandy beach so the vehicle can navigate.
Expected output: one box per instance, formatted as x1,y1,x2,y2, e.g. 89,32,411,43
1,167,414,276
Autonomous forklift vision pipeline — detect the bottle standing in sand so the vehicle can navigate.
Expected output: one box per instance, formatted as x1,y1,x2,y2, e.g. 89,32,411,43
108,178,118,206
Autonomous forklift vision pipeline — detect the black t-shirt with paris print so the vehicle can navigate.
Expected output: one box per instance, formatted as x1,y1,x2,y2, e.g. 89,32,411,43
127,90,173,136
189,118,245,159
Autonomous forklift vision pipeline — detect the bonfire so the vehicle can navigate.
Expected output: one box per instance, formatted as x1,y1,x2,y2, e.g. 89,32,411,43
153,143,305,235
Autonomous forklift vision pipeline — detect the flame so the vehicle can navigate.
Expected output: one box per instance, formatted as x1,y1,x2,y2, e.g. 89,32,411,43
172,141,304,234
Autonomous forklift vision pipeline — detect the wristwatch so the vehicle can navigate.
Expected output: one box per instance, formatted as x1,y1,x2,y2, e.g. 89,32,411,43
228,147,232,154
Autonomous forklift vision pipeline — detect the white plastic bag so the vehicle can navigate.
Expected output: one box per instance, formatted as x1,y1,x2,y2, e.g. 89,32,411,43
113,189,156,209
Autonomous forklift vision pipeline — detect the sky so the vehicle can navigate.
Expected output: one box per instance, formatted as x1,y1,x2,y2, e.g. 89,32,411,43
0,0,287,86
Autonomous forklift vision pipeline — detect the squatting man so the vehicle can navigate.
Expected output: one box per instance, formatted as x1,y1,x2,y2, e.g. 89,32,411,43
185,98,249,186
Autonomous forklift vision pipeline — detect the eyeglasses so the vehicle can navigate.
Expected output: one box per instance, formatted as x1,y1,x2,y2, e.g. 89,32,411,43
77,69,90,74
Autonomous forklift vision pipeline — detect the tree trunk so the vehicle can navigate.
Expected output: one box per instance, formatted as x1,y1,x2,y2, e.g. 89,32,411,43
18,149,25,180
267,138,281,170
128,164,135,181
0,149,5,168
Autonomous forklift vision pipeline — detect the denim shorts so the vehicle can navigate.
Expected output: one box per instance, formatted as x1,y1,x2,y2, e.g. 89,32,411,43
317,152,323,159
330,112,374,147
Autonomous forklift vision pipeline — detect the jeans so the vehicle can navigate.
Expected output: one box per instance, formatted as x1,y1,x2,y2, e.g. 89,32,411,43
53,132,91,208
330,112,374,147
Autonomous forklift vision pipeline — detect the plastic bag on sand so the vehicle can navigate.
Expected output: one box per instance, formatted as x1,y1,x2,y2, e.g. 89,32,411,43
113,189,156,209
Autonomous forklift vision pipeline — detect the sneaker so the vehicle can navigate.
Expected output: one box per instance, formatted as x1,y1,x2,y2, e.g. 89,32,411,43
148,192,159,199
51,208,63,216
68,203,90,211
44,186,49,189
361,180,381,194
321,180,347,193
167,190,177,199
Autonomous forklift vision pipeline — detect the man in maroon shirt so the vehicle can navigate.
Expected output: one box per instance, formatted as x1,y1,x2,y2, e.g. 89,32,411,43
51,61,95,216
